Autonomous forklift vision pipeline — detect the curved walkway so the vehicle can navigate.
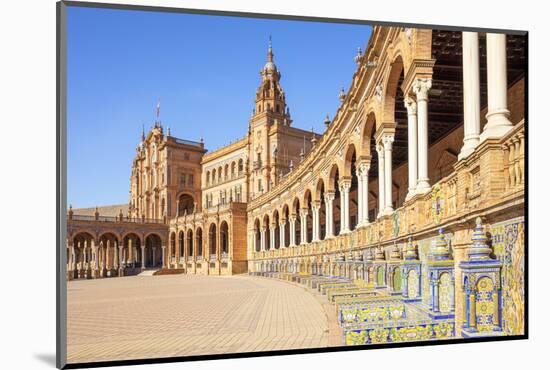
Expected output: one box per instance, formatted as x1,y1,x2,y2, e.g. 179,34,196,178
67,274,333,364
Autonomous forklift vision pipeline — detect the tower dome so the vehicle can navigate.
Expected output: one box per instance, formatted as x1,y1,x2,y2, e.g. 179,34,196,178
263,37,277,74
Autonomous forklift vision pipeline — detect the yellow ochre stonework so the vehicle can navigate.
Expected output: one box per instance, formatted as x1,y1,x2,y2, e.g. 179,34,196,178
67,25,525,347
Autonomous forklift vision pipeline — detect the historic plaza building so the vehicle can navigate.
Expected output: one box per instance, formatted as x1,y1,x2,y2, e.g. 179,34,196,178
67,26,525,342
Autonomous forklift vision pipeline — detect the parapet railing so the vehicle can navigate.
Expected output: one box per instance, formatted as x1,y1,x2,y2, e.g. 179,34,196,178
69,213,165,224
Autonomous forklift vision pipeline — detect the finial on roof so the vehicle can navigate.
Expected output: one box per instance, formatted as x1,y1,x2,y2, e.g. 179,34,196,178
324,114,331,127
268,35,273,62
354,47,363,64
141,124,145,141
156,99,160,120
339,87,346,102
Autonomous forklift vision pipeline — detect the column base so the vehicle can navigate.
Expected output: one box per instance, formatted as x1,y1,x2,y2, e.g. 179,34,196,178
480,117,513,142
357,221,370,229
324,234,335,240
405,188,417,201
382,207,394,216
339,229,351,235
415,180,431,194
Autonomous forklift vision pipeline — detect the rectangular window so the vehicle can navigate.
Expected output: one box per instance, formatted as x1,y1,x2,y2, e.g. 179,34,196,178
180,173,186,185
188,174,194,186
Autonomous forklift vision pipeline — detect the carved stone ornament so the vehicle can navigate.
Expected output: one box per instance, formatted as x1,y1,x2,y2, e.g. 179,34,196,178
375,84,383,103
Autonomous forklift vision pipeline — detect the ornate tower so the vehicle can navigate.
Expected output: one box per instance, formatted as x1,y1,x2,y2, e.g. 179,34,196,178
248,38,293,199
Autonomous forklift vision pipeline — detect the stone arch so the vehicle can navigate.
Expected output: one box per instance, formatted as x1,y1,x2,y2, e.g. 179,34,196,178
272,209,280,249
344,145,358,173
208,223,217,256
196,227,203,257
220,221,229,254
315,178,327,240
144,233,162,268
303,189,313,243
281,204,290,248
292,197,301,245
380,54,405,126
178,230,184,258
122,232,141,269
177,193,195,216
327,163,341,192
263,214,271,250
254,218,261,252
230,161,236,179
169,231,176,260
238,159,244,174
361,111,377,157
186,229,194,257
206,170,211,186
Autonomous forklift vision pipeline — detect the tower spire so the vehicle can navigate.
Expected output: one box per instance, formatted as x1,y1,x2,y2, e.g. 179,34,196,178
268,35,273,62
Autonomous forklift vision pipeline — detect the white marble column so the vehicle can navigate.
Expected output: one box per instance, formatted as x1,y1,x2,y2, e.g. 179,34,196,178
300,208,308,245
141,245,145,268
113,241,119,269
339,179,351,233
161,245,166,268
92,240,98,275
459,31,481,159
312,202,321,242
289,215,297,246
269,224,275,250
376,143,385,218
118,244,124,275
413,78,432,193
260,226,266,251
383,134,395,213
69,241,75,271
279,219,286,248
356,168,364,227
357,161,370,226
405,95,418,199
481,33,513,141
324,192,335,239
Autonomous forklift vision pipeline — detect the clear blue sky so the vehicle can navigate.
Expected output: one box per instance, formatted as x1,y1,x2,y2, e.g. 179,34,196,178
67,6,372,208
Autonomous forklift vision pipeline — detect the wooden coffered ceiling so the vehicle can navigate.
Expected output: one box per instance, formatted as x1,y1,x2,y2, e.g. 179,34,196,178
368,30,526,176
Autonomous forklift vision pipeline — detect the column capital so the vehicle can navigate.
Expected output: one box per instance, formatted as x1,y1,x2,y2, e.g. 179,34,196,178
356,160,371,176
338,177,352,190
311,200,321,210
404,95,417,114
299,208,309,217
412,78,432,101
279,220,286,227
260,226,267,232
289,214,297,222
376,142,385,156
324,191,336,201
382,134,394,149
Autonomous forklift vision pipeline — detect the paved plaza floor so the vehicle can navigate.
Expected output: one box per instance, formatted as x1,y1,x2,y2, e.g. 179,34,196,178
67,274,337,364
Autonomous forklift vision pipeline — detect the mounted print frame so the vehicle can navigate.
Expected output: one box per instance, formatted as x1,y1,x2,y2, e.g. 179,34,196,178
56,1,528,368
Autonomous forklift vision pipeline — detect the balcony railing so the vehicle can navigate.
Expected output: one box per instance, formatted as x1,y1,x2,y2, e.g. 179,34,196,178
70,214,164,224
174,138,203,147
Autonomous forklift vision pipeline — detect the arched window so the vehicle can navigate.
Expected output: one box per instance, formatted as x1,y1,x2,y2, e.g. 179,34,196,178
178,194,194,216
238,159,244,175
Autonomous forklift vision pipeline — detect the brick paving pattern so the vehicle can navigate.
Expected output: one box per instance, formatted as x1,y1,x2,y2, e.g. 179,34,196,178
67,275,333,364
